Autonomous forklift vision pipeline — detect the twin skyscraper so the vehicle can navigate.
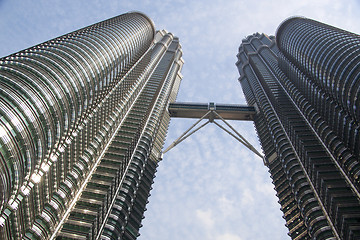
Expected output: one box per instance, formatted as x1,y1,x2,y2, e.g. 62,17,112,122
0,12,184,239
237,17,360,239
0,12,359,240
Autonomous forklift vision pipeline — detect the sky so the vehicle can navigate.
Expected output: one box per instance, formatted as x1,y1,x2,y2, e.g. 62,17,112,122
0,1,360,240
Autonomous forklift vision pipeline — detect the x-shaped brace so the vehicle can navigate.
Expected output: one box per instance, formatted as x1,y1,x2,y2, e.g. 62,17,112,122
162,110,264,160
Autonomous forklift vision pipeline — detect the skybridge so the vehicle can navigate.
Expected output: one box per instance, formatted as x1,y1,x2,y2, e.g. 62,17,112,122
168,102,256,121
163,102,263,160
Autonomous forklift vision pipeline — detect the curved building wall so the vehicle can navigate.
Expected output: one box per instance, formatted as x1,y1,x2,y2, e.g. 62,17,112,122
238,19,360,239
276,17,360,158
0,12,163,239
0,12,154,213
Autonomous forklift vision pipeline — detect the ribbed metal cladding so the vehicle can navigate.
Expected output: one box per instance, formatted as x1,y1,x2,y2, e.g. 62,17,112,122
0,12,184,240
0,12,153,211
276,17,360,158
237,34,314,239
53,31,183,240
237,18,360,240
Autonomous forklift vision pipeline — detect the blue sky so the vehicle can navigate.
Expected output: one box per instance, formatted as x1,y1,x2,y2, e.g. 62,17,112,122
1,1,360,239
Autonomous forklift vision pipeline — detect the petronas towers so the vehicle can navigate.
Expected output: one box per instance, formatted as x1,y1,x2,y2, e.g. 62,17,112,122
1,11,360,240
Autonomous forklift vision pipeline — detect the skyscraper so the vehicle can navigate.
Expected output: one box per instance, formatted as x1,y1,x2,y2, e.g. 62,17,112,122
0,12,183,239
236,17,360,239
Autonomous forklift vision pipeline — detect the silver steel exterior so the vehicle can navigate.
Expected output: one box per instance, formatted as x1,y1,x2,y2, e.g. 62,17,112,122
0,12,183,240
237,18,360,240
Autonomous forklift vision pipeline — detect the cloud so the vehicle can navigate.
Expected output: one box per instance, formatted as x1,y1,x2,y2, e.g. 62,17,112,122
196,209,215,229
217,196,235,217
216,233,243,240
240,188,255,206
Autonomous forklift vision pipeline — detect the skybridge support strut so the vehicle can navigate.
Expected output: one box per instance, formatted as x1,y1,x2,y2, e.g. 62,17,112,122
162,102,263,160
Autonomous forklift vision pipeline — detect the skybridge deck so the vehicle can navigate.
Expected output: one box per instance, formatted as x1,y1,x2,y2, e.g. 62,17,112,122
168,102,256,121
